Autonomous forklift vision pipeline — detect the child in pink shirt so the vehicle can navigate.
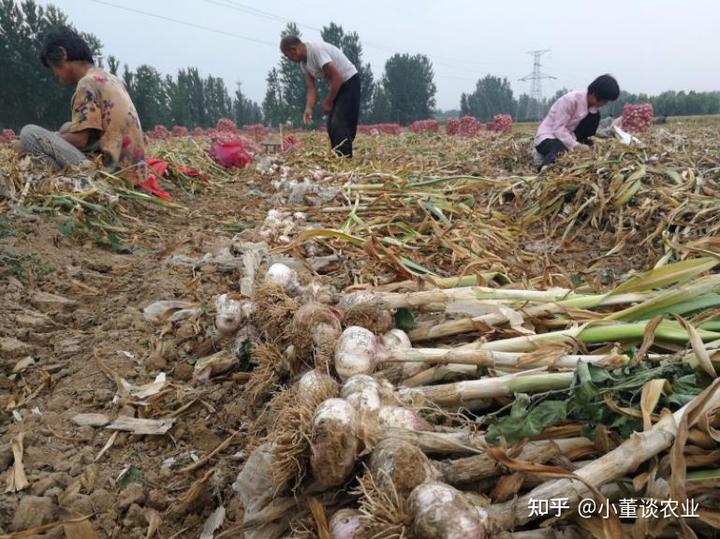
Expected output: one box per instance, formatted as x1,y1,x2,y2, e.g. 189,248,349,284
534,75,620,169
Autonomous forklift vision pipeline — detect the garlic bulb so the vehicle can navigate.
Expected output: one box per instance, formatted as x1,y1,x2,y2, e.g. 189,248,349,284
341,374,383,418
215,294,253,336
409,482,488,539
381,329,412,351
329,509,363,539
335,326,383,381
377,405,432,431
297,370,337,401
264,263,300,295
310,399,358,488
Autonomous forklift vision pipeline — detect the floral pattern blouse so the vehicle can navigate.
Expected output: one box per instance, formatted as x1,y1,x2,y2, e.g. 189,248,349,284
70,67,146,178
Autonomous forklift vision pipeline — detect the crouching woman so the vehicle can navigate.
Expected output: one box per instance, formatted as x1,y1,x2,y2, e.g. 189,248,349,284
533,74,620,169
13,27,146,181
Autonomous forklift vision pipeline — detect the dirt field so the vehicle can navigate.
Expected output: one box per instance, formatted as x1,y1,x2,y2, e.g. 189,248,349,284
1,121,719,538
0,168,263,536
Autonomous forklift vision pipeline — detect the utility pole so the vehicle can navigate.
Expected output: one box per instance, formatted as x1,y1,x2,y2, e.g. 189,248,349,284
519,49,556,119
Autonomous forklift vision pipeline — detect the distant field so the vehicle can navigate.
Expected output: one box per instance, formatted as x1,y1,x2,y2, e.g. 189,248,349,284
666,114,720,124
440,114,720,132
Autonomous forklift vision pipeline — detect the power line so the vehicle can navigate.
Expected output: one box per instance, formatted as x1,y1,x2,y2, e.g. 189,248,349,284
87,0,277,47
205,0,323,32
83,0,510,91
203,0,514,75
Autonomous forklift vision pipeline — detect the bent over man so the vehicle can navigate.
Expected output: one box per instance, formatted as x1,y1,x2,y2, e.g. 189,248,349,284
281,35,361,158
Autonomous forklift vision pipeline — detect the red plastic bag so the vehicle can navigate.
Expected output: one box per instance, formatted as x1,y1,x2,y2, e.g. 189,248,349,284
141,157,205,198
146,157,170,177
138,175,170,200
210,142,252,169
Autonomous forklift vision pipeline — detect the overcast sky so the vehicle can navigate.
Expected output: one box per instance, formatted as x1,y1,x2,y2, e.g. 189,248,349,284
44,0,720,110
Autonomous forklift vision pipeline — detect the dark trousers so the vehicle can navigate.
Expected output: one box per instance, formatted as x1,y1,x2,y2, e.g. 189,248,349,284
535,112,600,167
327,74,360,157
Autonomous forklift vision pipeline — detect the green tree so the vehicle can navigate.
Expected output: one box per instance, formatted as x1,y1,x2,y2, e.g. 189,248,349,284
262,67,286,126
122,64,134,91
107,55,120,76
366,82,392,123
459,94,469,116
0,0,102,131
165,73,189,127
233,83,262,126
434,109,461,122
204,75,232,126
460,75,515,121
321,22,344,47
515,93,533,122
278,23,306,127
381,53,436,124
126,65,170,129
183,68,207,127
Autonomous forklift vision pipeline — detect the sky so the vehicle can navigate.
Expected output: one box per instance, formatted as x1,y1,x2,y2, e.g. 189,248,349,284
42,0,720,110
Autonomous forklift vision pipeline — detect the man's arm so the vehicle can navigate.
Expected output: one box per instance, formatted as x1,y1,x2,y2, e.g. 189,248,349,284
304,72,316,124
321,62,343,115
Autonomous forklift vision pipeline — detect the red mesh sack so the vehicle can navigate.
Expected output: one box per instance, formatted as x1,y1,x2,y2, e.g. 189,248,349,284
488,114,512,133
622,104,653,133
409,120,439,133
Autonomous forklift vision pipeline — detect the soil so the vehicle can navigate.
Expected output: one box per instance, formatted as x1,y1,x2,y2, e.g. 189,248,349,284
2,125,713,537
0,165,664,536
0,177,258,537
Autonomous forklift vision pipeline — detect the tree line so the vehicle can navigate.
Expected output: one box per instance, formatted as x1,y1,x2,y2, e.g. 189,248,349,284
1,1,718,132
0,0,103,131
461,75,720,122
0,2,438,131
603,90,720,118
0,0,261,132
119,64,262,131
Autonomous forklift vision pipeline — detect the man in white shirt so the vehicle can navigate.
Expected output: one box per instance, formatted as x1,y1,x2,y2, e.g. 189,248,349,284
281,35,360,157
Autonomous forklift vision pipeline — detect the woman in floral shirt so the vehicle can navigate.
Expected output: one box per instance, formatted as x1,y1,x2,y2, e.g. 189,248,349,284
14,28,146,180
